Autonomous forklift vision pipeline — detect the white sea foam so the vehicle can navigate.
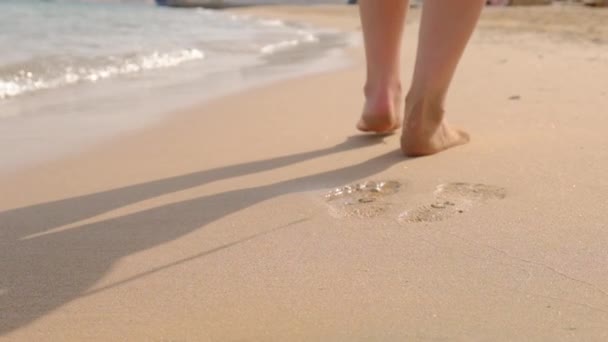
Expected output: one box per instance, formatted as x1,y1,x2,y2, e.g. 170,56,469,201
260,40,301,54
297,30,320,43
0,1,330,104
259,19,285,27
0,49,205,100
259,29,320,55
0,81,22,99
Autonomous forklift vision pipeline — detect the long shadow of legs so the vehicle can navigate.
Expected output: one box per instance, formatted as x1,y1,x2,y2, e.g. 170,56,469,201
0,135,387,241
0,146,404,335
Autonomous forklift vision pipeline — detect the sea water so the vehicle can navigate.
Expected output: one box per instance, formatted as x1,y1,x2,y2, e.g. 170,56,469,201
0,0,352,170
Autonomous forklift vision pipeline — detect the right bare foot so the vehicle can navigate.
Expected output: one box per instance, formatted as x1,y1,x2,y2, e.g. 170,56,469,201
356,84,402,134
400,97,470,157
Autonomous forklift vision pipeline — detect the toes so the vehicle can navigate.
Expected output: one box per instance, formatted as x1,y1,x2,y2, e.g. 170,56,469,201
401,125,470,157
456,128,470,144
450,128,470,148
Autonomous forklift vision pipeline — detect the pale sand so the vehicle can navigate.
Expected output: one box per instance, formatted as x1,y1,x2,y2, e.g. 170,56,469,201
2,5,608,341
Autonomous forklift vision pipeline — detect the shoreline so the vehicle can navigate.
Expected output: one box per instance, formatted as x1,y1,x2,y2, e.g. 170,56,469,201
0,6,355,174
5,4,605,175
2,5,608,341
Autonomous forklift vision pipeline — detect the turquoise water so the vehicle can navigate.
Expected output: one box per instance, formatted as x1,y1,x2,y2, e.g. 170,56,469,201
0,0,351,171
0,0,337,102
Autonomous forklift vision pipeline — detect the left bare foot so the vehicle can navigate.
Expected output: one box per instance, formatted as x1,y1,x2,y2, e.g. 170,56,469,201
357,84,402,134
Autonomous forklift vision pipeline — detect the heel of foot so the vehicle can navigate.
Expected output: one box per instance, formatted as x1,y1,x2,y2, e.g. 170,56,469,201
357,114,400,133
358,85,403,134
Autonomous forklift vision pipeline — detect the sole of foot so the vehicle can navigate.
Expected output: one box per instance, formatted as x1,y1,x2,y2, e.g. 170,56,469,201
357,112,401,134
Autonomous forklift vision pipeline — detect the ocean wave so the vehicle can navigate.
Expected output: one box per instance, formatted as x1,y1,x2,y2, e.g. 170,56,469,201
260,40,301,54
260,29,320,54
0,48,204,100
0,5,324,102
258,19,285,27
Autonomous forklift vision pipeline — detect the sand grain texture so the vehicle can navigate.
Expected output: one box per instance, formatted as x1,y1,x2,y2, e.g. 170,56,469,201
1,5,608,341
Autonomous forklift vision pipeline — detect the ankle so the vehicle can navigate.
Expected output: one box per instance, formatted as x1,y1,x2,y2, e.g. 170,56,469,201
364,79,402,99
404,91,445,128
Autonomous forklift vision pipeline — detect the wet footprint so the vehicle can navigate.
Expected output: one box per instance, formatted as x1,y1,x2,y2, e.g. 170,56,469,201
399,183,506,223
325,180,402,218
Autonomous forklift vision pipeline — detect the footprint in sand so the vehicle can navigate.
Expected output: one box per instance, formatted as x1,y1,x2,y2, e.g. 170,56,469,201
324,180,402,218
399,182,506,223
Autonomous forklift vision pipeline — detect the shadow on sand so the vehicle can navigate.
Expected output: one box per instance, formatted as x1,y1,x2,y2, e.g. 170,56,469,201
0,134,406,335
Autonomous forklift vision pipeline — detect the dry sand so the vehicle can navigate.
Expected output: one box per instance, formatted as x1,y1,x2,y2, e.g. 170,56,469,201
2,4,608,341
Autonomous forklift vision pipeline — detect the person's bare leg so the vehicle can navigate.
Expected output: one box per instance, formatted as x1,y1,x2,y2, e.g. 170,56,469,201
401,0,484,156
356,0,409,133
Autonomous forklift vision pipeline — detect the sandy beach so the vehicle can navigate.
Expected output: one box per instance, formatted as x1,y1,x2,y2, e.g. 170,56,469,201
2,4,608,341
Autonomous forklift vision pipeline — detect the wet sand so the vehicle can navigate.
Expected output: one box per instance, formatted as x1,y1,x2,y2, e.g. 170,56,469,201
2,4,608,341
